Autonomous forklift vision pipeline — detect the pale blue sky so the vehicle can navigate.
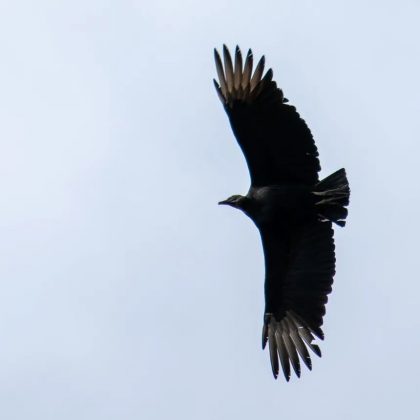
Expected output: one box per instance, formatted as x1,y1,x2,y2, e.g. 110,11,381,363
1,1,419,419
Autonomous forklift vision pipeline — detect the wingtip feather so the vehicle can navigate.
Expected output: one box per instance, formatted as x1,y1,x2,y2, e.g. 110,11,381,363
262,323,268,349
223,45,234,93
214,48,228,97
213,79,225,104
268,329,279,379
234,45,243,90
250,55,265,91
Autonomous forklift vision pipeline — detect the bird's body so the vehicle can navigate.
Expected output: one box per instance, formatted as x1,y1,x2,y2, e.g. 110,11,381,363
214,45,350,380
222,185,316,232
246,185,316,227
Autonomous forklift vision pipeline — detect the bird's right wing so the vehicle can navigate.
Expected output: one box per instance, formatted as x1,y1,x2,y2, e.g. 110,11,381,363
214,45,321,187
260,221,336,380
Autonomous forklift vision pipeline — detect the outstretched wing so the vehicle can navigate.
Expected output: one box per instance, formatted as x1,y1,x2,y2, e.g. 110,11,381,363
214,45,321,187
260,221,335,380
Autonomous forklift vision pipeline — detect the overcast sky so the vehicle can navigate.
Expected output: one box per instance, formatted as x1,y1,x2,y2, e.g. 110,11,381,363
1,1,419,419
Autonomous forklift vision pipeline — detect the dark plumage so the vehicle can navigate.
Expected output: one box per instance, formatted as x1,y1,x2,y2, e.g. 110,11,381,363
214,45,350,381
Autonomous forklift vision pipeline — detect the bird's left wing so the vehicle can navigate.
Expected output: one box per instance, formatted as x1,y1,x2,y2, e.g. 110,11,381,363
260,221,336,380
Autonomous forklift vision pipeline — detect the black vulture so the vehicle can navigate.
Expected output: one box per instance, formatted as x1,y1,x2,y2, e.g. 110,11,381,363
214,45,350,381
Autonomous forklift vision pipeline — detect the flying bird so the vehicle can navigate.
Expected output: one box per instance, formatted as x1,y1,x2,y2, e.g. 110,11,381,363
214,45,350,381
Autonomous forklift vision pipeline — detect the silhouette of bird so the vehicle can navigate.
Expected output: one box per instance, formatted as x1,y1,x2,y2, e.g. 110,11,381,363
214,45,350,381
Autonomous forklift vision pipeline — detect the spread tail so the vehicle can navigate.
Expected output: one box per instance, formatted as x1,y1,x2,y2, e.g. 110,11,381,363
313,168,350,227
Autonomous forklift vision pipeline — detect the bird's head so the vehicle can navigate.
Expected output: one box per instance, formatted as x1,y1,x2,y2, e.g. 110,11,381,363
218,194,247,210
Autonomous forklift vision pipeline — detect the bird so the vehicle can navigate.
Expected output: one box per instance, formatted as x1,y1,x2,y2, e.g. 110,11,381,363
214,45,350,381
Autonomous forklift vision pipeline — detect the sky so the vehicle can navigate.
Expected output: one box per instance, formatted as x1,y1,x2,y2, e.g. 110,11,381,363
1,1,419,419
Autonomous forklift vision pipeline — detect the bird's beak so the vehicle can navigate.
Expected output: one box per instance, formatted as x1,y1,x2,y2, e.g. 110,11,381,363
218,199,230,205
